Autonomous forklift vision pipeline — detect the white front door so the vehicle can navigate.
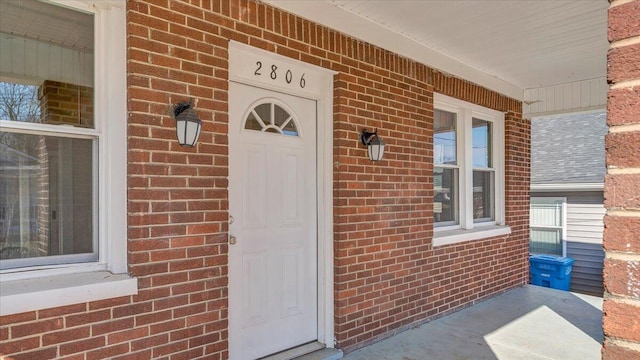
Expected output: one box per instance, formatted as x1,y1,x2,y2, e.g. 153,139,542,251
228,81,318,359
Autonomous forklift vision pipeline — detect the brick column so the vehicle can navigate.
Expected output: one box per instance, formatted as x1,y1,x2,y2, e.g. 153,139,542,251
602,0,640,358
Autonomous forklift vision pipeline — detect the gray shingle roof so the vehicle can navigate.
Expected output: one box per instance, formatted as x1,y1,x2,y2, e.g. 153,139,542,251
530,110,606,184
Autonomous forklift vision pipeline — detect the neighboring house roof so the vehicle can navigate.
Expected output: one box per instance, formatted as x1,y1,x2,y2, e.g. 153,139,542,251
530,110,606,189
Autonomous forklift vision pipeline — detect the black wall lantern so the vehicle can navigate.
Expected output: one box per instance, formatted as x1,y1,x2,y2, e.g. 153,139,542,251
172,99,202,147
360,128,386,161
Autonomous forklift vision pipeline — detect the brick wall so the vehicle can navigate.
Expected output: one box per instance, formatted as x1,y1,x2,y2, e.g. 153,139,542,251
602,1,640,359
0,1,528,358
334,68,527,351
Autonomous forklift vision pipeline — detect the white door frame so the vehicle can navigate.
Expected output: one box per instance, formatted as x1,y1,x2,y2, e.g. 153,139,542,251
228,41,336,348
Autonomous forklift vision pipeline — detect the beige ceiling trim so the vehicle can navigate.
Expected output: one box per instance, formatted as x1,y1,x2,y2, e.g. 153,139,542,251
524,77,607,117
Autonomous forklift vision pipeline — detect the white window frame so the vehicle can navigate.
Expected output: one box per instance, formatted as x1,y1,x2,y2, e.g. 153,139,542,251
433,93,509,246
0,0,136,316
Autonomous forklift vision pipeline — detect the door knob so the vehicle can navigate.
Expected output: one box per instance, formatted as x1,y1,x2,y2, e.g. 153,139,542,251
229,235,237,245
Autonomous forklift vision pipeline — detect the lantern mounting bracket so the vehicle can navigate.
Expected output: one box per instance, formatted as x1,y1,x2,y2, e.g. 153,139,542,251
360,128,378,146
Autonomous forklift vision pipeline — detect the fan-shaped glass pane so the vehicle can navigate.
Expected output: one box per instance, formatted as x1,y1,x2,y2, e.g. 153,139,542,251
283,120,298,136
273,105,288,127
254,103,270,123
245,112,263,131
243,102,299,137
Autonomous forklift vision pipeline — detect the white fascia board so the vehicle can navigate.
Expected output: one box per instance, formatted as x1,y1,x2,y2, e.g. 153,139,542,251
530,183,604,192
262,0,523,101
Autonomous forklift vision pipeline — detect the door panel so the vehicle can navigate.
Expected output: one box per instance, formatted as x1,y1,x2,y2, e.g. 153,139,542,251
229,82,318,359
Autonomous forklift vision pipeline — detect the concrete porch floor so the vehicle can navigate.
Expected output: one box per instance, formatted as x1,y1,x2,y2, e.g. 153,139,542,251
340,285,603,360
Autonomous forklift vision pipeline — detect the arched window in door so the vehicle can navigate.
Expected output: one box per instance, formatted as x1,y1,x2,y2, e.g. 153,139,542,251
244,102,299,136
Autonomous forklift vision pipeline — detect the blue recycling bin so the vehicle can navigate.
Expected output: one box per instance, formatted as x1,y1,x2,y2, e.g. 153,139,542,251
529,254,574,291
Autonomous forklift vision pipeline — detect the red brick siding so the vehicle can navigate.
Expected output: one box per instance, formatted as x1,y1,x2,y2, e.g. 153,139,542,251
606,131,640,168
608,0,640,41
604,174,640,209
603,1,640,359
603,259,640,298
604,216,640,253
603,340,640,360
603,300,640,342
504,110,531,285
334,67,526,351
0,1,528,358
607,86,640,126
607,43,640,84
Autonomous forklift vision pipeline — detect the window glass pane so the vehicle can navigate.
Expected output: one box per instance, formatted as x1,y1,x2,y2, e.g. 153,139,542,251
282,119,298,136
273,104,289,127
244,112,263,131
434,109,456,165
0,83,41,122
434,167,458,225
529,228,562,255
473,170,494,221
253,103,270,125
244,102,299,137
472,118,492,168
0,0,94,128
529,198,563,255
0,133,94,267
274,104,298,136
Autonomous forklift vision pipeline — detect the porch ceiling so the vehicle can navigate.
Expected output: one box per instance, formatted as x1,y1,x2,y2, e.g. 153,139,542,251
264,0,609,102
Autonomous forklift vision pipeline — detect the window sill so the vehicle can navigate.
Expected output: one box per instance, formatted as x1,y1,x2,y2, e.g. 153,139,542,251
0,271,138,316
433,225,511,247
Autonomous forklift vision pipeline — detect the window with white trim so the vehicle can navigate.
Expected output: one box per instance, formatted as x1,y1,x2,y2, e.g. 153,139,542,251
0,0,133,316
529,197,565,255
433,94,505,235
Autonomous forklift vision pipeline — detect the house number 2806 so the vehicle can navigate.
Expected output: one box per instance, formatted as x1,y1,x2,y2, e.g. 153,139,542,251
254,61,306,88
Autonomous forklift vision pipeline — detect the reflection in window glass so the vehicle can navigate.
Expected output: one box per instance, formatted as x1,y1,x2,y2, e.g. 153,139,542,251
473,170,494,221
254,103,270,122
0,0,94,128
0,0,97,270
434,109,456,165
282,119,297,135
472,118,492,168
245,112,263,131
0,83,41,123
0,133,94,265
273,105,289,127
434,167,458,226
434,109,458,226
